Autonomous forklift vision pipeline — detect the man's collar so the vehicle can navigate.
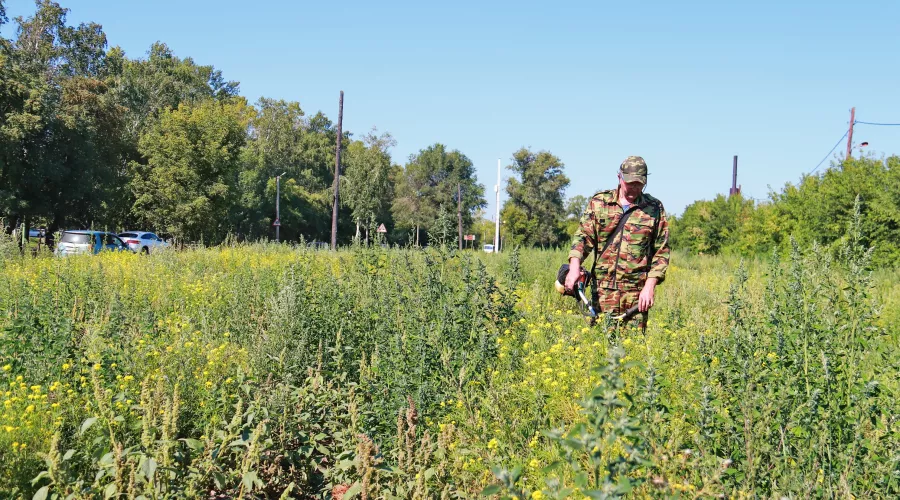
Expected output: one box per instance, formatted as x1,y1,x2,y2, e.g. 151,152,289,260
613,187,646,207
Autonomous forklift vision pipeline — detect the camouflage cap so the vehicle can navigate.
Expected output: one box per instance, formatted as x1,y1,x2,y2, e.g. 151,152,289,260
619,156,648,184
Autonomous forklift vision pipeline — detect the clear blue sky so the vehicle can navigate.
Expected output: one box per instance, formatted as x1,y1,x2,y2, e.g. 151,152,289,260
4,0,900,217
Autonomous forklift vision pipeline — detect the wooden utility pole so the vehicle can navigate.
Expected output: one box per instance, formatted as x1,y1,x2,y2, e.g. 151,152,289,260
846,107,855,160
330,91,344,250
729,155,740,196
457,183,463,250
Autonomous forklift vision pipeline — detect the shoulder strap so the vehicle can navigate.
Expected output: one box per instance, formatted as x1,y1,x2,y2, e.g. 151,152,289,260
589,205,639,279
645,200,663,270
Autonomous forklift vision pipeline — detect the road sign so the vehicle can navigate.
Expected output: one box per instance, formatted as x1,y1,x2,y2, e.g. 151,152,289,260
273,219,281,227
464,234,475,241
376,223,387,233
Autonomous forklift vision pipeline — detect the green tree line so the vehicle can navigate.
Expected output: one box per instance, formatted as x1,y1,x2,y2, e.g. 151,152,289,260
671,155,900,266
0,0,499,246
0,1,658,252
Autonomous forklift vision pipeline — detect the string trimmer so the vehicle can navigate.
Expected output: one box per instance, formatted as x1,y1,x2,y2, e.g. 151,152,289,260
554,264,640,321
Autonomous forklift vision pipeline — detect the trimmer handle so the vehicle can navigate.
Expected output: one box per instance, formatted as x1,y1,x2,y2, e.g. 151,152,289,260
612,305,641,322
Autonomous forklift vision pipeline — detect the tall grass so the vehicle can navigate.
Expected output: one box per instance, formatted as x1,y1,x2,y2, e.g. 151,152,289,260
0,233,896,498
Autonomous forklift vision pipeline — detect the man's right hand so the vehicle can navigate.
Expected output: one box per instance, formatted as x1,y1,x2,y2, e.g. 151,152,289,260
565,258,582,292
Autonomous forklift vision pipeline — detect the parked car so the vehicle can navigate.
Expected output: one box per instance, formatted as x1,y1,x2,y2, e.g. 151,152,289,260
118,231,169,254
482,244,495,253
55,231,129,256
28,228,46,238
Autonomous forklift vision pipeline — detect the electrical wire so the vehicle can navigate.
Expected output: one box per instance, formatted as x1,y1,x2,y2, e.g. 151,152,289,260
809,130,848,175
854,120,900,126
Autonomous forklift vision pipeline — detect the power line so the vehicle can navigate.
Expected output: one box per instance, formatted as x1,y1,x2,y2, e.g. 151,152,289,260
854,120,900,126
810,130,848,175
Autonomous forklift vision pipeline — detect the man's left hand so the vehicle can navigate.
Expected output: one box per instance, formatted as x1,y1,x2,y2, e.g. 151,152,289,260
638,278,658,312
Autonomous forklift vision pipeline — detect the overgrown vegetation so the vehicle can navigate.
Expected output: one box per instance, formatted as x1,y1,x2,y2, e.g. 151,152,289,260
0,210,897,497
672,156,900,265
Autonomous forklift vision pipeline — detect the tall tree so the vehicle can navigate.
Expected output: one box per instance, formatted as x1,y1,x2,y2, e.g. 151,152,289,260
342,129,395,242
129,98,251,244
114,41,239,138
502,147,570,247
391,143,485,245
564,194,589,237
0,0,128,239
235,99,344,242
670,194,752,255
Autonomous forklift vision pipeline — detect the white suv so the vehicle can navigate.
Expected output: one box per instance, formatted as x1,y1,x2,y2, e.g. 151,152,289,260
118,231,169,254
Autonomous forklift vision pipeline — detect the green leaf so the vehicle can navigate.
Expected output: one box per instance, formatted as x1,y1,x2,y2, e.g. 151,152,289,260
574,472,588,489
615,476,633,494
480,485,502,496
181,438,204,451
104,483,117,499
241,471,258,492
343,482,362,499
33,486,49,500
140,457,157,480
509,465,523,483
62,449,75,461
31,471,50,486
278,483,296,500
80,417,98,435
541,461,564,474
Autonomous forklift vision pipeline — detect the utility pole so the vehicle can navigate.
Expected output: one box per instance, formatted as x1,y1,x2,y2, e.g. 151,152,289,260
846,107,855,160
457,183,463,250
729,155,740,197
494,158,501,253
330,91,344,250
275,172,286,242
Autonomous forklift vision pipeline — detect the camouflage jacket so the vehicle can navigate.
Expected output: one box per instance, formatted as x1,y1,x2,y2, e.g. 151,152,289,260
568,189,670,290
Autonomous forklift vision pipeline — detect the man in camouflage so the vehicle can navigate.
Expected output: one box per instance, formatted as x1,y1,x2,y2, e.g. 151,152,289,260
564,156,670,331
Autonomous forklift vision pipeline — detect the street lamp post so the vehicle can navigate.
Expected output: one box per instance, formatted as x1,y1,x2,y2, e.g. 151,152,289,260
275,172,286,243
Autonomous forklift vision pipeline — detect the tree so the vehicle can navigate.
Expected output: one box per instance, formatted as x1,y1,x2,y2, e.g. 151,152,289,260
129,98,251,244
670,194,752,254
0,0,128,240
391,161,430,246
114,41,239,138
564,194,589,237
391,144,485,245
342,129,395,243
470,211,495,249
871,155,900,264
502,147,570,248
234,99,345,242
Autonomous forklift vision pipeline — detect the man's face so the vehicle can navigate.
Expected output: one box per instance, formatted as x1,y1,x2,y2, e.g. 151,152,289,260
618,174,645,203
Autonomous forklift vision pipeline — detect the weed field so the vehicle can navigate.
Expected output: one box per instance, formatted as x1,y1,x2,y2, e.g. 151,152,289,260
0,233,898,498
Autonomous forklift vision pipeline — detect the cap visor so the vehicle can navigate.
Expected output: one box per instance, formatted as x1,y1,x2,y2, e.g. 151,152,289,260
621,174,646,184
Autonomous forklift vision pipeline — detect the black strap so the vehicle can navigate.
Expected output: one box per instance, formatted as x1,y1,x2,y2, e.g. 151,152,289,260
644,201,662,275
588,205,640,302
590,205,639,278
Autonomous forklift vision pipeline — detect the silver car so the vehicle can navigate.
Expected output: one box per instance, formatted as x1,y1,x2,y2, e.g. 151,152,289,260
118,231,169,254
56,231,129,256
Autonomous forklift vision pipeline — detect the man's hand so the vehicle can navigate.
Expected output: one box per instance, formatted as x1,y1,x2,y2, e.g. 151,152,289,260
638,278,658,312
565,257,582,292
